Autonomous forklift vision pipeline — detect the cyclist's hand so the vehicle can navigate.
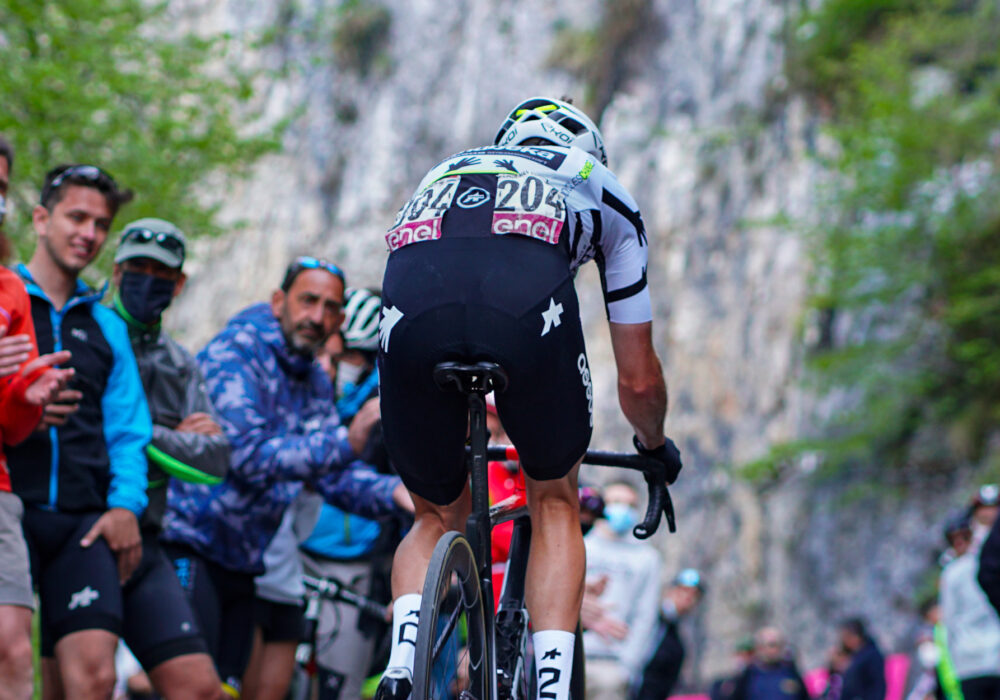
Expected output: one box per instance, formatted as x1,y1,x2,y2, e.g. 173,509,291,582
392,483,414,513
633,435,682,484
80,507,142,583
175,412,223,435
347,397,380,454
0,329,33,377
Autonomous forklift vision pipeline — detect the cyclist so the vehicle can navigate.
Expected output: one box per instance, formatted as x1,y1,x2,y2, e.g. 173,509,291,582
160,257,409,696
0,137,75,700
8,164,151,699
109,218,231,698
375,97,682,700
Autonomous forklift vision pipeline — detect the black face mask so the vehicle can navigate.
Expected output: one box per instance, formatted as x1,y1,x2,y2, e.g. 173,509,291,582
118,271,176,326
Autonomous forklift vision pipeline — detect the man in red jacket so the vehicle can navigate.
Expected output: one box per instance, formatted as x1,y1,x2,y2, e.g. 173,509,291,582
0,135,74,700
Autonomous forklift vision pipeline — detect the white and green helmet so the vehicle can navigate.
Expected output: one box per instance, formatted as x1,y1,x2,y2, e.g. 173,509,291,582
342,287,382,352
494,96,607,166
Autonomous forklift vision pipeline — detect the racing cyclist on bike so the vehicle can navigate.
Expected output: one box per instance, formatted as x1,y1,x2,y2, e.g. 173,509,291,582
375,97,682,700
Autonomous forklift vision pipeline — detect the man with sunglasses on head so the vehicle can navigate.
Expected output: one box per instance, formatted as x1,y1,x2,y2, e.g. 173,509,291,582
103,217,231,699
161,256,410,697
7,164,152,699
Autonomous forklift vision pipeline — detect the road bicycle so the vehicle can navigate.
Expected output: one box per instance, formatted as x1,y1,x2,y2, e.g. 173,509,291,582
412,360,678,700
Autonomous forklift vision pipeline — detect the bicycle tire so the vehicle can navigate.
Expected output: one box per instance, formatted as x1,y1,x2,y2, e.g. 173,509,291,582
412,531,490,700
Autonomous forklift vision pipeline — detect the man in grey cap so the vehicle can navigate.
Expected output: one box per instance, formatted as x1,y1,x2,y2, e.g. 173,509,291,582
104,217,233,698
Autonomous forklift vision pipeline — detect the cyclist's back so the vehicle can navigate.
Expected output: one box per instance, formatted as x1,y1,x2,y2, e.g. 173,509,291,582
376,97,677,700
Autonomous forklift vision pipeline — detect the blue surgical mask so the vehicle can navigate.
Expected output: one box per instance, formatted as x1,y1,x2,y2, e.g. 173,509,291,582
604,503,638,536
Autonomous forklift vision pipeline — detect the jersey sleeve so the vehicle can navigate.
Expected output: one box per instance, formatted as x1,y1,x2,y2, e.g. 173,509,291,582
595,175,653,324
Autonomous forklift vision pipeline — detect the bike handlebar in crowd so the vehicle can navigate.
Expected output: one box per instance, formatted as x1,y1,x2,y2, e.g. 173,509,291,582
302,574,389,621
484,445,678,537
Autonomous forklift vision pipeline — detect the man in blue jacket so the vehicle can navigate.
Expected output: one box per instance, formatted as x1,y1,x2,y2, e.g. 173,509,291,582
161,257,408,696
8,164,152,699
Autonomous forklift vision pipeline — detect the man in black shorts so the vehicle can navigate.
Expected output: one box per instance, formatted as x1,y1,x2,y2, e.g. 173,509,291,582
8,165,151,699
375,97,682,700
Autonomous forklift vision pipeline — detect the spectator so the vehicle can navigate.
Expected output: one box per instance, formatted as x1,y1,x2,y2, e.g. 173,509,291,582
905,596,962,700
710,637,757,700
582,481,662,700
940,507,1000,700
109,218,231,698
730,627,810,700
0,138,74,700
8,164,150,699
838,618,887,700
633,568,707,700
291,311,403,700
161,257,408,697
969,485,999,547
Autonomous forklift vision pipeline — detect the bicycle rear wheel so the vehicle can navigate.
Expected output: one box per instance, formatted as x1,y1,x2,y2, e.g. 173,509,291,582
412,531,490,700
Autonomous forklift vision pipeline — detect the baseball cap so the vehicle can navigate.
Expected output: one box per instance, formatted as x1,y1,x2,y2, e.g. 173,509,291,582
674,568,707,593
115,218,187,269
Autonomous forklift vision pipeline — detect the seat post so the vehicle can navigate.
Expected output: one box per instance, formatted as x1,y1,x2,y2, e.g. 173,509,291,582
466,389,494,606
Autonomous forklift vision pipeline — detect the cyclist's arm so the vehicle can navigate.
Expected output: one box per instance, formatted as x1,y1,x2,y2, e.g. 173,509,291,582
609,321,666,450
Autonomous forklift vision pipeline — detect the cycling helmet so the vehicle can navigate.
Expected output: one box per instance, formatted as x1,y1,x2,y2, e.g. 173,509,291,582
342,288,381,352
494,96,608,166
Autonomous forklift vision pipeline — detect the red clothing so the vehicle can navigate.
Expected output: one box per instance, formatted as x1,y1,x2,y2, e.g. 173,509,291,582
488,459,526,609
0,267,43,492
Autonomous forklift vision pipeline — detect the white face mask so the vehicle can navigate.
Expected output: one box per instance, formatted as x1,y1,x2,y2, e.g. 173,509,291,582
336,361,365,395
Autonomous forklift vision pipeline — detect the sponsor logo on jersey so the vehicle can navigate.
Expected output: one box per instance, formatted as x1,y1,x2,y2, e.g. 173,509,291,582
386,219,443,251
577,354,593,426
68,586,100,610
457,187,490,208
492,213,562,244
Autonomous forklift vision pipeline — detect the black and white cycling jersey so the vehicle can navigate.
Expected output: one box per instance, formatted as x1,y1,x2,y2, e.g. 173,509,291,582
386,144,651,324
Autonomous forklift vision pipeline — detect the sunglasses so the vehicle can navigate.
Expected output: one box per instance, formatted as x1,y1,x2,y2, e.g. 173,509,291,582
282,256,346,290
120,227,186,257
41,165,117,204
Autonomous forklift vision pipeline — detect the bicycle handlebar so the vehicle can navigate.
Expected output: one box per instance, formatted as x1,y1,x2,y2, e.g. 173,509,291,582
302,574,389,621
484,445,677,538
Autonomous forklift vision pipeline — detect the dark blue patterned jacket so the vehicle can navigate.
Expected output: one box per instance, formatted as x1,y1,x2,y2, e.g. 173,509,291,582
161,303,399,574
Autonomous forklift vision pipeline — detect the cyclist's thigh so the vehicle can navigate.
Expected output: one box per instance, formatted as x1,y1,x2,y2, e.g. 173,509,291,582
379,246,472,507
26,510,123,657
121,535,207,672
478,275,593,482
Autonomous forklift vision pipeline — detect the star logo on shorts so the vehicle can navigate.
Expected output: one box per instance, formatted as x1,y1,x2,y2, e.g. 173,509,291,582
68,586,100,610
540,297,563,337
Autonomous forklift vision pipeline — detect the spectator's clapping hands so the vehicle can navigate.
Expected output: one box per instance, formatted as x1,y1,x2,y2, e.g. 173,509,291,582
581,574,629,641
0,326,33,377
21,350,74,406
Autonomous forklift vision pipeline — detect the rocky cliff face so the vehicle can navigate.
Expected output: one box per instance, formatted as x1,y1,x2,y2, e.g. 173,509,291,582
168,0,973,684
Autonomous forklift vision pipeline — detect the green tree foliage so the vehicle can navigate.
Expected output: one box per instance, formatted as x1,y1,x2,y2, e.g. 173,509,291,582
786,0,1000,471
0,0,280,268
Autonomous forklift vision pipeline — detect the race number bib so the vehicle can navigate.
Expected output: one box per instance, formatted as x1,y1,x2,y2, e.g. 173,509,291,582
491,173,566,245
386,176,460,252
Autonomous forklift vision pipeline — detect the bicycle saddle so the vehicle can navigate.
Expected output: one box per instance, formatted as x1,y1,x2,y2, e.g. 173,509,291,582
433,361,509,395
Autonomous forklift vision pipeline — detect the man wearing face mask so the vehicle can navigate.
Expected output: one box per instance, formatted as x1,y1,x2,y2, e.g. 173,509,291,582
107,218,232,698
582,481,663,700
